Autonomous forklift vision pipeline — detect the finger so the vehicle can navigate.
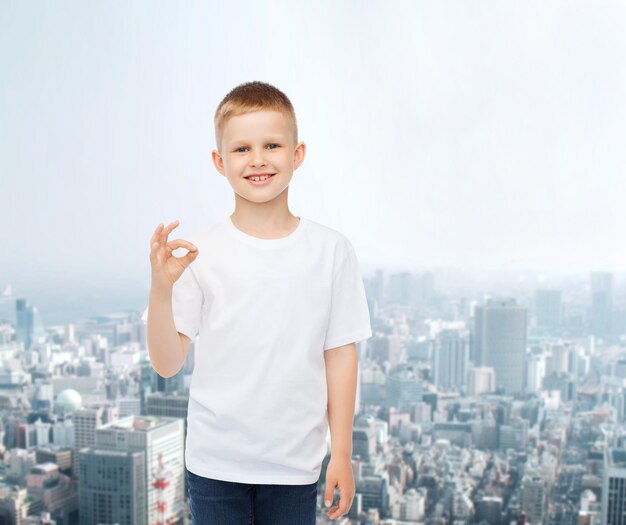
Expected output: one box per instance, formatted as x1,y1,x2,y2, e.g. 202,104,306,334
330,496,342,509
150,223,164,246
160,220,179,245
150,241,161,258
166,239,197,252
326,497,340,515
324,488,335,508
179,248,199,267
328,495,349,518
159,219,180,245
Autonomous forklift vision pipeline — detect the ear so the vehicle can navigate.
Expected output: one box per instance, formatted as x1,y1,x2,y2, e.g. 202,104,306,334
293,141,306,170
211,149,225,176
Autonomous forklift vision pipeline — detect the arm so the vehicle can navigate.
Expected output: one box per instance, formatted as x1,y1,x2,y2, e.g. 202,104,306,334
323,342,358,520
146,220,199,379
324,342,358,459
147,285,190,378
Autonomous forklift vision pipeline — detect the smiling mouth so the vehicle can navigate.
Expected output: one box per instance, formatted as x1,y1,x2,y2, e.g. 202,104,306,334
244,174,276,180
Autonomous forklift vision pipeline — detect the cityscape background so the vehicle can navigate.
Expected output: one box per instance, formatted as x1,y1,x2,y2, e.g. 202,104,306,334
1,1,625,524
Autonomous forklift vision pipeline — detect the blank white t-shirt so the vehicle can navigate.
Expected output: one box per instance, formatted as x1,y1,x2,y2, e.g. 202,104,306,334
141,215,372,484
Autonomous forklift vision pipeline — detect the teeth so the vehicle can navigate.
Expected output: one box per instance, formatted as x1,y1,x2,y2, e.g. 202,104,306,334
249,175,271,181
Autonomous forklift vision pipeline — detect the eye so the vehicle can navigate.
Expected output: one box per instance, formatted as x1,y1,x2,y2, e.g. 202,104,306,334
234,144,279,153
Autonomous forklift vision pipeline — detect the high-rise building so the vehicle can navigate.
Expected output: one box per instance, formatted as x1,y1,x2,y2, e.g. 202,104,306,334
110,415,184,523
521,473,548,524
601,446,626,524
534,289,562,332
526,353,546,393
590,272,614,338
15,298,46,350
73,407,109,451
474,298,527,394
433,329,469,391
72,405,117,478
387,272,413,307
385,367,422,411
77,448,146,525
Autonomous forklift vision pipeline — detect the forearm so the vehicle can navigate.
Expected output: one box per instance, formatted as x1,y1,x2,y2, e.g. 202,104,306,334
146,285,185,378
324,343,358,460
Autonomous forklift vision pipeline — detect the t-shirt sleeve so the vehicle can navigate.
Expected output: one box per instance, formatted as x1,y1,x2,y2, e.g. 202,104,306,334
323,239,373,351
140,264,204,340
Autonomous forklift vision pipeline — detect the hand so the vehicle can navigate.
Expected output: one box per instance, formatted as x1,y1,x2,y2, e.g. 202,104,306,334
324,457,355,520
149,220,199,290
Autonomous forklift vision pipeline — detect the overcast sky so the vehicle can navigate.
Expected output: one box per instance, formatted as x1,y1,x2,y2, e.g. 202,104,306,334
1,1,625,304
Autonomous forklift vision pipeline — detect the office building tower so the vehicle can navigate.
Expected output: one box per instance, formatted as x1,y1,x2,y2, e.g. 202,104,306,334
0,286,16,325
534,289,562,331
77,448,146,525
15,298,46,350
590,272,614,338
353,415,378,461
73,407,117,449
474,298,527,394
500,418,529,451
526,353,546,393
85,415,185,525
433,329,469,391
549,343,568,374
387,272,413,307
385,368,422,411
601,447,626,524
521,473,548,524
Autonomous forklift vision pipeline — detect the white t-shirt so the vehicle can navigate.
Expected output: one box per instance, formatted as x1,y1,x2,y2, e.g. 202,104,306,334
141,215,372,484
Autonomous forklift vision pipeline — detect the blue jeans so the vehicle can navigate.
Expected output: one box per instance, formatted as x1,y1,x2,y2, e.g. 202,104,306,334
186,467,319,525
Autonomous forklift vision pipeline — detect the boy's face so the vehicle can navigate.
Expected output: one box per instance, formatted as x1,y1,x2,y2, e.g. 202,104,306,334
212,110,306,205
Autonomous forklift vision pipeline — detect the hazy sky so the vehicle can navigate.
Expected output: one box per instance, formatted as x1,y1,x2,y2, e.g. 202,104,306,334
2,0,625,303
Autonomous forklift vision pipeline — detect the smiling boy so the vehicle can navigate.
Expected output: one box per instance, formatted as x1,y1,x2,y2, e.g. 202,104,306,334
142,81,372,524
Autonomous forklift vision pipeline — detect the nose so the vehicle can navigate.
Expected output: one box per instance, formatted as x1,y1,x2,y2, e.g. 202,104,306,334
249,147,267,167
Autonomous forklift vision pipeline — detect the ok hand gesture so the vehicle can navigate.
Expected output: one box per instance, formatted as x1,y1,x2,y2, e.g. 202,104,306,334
149,220,199,291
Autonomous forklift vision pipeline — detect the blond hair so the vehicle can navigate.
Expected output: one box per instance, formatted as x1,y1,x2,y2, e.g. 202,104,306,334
214,81,298,153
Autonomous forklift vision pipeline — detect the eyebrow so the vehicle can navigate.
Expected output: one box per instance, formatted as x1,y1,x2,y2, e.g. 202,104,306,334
229,136,285,145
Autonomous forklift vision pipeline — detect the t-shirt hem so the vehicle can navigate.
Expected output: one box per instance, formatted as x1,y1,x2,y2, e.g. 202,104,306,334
174,322,197,341
185,463,320,485
323,328,373,351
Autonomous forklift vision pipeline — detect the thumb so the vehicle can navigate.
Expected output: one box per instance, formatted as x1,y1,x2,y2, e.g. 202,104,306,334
181,247,199,267
324,484,335,507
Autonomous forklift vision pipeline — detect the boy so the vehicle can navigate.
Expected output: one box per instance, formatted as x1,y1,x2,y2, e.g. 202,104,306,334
142,81,372,524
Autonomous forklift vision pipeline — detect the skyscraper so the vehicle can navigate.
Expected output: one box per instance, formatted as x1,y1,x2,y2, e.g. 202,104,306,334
521,473,548,524
77,415,185,524
433,329,469,391
15,298,46,350
602,446,626,524
590,272,614,338
77,448,146,525
534,289,562,332
473,298,527,394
